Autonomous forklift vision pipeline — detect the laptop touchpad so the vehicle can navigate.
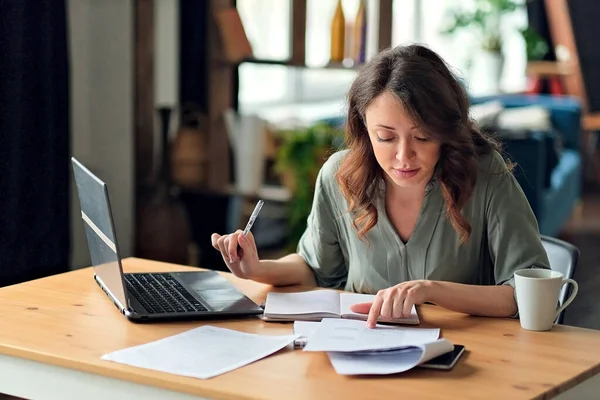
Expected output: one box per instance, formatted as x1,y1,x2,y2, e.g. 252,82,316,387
196,288,244,302
175,271,245,302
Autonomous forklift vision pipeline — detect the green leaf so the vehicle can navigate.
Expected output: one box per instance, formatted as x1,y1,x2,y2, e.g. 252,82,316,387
520,26,549,60
273,122,344,250
439,0,524,51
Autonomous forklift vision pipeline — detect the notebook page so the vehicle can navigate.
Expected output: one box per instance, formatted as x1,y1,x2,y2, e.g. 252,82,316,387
264,290,340,316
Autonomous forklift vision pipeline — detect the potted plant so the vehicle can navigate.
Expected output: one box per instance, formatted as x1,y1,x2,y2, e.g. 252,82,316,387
441,0,522,91
273,121,344,250
520,26,549,61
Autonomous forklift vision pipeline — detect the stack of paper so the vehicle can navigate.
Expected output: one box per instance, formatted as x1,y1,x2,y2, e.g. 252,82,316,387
294,318,454,375
101,326,300,379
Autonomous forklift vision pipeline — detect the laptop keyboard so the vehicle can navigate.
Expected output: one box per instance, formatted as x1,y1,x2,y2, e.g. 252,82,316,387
125,273,208,314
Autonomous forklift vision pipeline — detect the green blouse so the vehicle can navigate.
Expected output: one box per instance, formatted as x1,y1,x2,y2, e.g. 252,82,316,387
297,149,550,294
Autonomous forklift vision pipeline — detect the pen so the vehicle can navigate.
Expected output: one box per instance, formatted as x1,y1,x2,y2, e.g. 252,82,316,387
235,200,264,261
242,199,264,236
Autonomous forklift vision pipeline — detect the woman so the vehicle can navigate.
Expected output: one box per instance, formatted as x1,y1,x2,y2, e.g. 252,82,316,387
211,44,549,328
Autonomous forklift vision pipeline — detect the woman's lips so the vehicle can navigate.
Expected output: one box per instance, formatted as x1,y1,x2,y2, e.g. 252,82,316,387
392,168,420,179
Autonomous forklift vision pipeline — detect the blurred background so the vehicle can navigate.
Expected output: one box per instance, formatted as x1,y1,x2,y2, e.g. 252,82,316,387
2,0,600,329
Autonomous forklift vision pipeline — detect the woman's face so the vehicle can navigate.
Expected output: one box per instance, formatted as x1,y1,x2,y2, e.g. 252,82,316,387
364,91,441,190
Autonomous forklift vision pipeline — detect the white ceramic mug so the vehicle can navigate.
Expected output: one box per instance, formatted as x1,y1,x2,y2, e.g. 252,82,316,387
514,268,578,331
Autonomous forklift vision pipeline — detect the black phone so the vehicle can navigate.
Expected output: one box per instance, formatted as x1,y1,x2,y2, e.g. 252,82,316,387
419,344,466,370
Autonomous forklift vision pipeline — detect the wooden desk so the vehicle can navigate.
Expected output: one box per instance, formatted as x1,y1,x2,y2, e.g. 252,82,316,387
1,258,600,400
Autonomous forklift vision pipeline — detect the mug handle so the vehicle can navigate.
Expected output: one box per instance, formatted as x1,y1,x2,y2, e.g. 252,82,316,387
555,278,579,318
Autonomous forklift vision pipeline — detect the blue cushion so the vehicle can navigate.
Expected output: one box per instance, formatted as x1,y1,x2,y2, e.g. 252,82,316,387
539,149,582,236
470,94,582,150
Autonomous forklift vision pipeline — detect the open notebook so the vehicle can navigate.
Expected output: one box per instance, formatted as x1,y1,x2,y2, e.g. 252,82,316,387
263,290,420,325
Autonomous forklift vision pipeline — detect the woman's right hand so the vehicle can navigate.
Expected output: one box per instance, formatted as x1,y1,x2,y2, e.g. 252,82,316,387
210,230,265,280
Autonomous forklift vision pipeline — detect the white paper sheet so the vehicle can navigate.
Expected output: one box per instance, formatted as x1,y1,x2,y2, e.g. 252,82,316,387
293,320,320,337
101,326,300,379
327,338,455,375
292,320,320,348
264,290,340,316
302,318,440,352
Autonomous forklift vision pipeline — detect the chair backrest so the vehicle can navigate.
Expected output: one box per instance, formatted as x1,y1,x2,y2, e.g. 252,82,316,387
540,235,579,324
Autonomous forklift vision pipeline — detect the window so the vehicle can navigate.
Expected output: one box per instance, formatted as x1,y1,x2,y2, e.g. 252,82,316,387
299,0,363,103
238,0,380,112
392,0,418,46
415,0,528,95
237,0,293,106
238,0,529,113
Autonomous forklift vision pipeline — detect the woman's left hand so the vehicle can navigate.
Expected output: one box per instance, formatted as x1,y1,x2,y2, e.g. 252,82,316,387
349,280,432,328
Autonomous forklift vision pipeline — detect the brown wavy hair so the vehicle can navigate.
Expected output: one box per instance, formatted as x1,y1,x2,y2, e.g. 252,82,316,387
335,44,503,244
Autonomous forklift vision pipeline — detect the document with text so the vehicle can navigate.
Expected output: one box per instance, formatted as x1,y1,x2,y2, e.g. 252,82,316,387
101,326,300,379
302,318,440,352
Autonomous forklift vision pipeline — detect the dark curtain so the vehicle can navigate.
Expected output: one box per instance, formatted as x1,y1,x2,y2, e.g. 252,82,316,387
567,0,600,112
178,0,239,271
525,0,556,95
179,0,210,113
0,1,70,286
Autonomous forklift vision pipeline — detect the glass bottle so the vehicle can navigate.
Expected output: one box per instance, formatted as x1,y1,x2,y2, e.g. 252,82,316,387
330,0,345,63
352,0,367,64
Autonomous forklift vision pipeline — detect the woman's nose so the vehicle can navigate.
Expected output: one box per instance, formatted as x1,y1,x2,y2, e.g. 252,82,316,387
396,140,416,162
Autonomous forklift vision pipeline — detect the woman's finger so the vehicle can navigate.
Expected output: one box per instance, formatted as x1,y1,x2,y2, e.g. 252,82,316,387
367,291,385,328
349,302,372,314
392,289,406,319
228,230,243,263
216,234,228,255
216,236,230,263
403,288,416,317
217,236,242,274
210,233,221,250
246,231,258,253
216,233,240,262
238,233,255,259
380,290,394,320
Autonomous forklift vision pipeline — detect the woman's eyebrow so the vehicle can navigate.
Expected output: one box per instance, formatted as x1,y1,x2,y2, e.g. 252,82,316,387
375,124,395,130
374,124,420,131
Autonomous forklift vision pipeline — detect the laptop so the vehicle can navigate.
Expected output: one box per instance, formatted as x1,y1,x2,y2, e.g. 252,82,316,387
71,157,264,322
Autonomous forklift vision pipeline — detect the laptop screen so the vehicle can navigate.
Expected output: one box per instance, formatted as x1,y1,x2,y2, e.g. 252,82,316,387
71,157,129,311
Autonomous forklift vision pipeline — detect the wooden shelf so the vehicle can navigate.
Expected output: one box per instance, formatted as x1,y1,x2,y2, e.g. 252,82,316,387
324,60,364,70
582,112,600,131
224,184,291,202
181,183,291,203
241,57,297,66
224,57,364,72
526,61,573,77
220,57,297,67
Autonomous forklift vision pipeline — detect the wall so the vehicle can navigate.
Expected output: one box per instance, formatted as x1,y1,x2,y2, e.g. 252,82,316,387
67,0,134,269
